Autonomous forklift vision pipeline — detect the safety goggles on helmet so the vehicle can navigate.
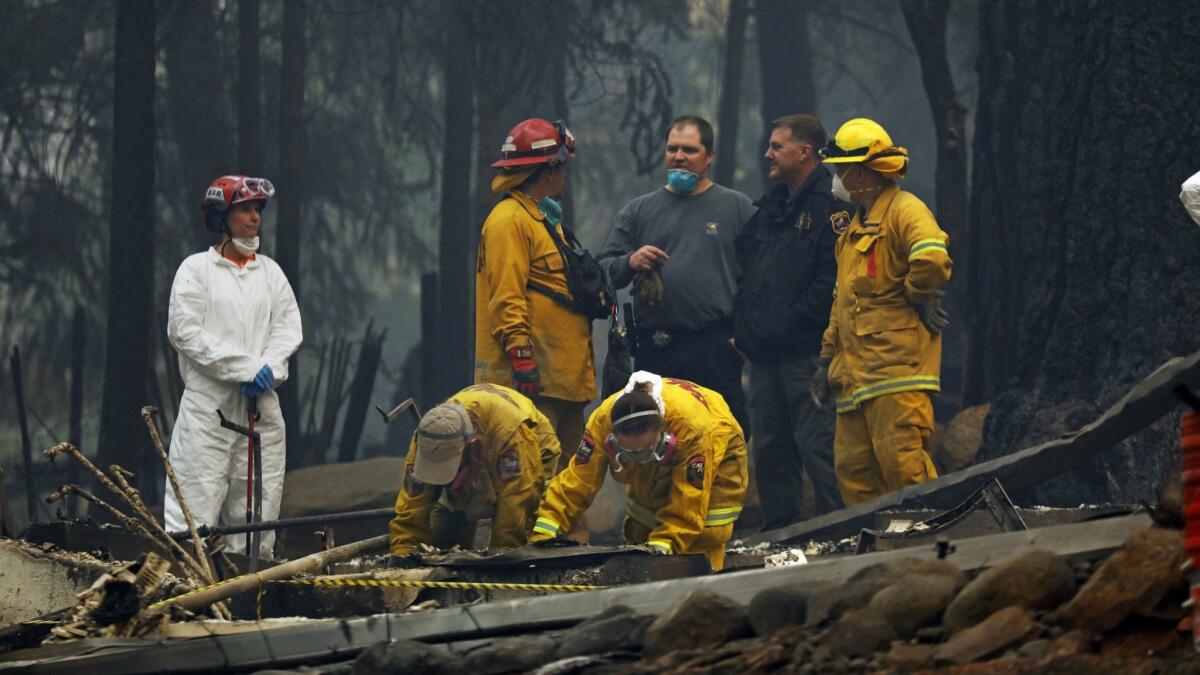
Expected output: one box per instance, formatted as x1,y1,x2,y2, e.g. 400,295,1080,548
818,139,869,162
547,119,576,168
230,177,275,204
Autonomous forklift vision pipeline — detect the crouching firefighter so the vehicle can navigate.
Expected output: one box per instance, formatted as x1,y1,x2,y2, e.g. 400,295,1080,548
388,384,562,563
529,372,748,570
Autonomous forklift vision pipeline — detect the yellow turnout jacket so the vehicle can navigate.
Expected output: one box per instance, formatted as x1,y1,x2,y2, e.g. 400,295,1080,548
389,384,561,556
474,190,595,402
821,184,953,412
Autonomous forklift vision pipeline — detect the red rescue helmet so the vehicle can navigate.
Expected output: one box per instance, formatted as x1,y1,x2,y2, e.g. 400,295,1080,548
491,118,576,168
201,175,275,233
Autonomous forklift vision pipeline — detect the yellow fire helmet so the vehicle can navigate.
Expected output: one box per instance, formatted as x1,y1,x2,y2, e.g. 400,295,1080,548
820,118,908,179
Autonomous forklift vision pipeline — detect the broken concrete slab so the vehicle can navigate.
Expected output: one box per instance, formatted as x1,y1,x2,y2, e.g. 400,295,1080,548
744,349,1200,547
0,538,114,627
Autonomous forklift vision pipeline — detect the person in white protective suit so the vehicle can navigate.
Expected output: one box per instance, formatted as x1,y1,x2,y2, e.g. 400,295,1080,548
1183,171,1200,227
164,175,302,560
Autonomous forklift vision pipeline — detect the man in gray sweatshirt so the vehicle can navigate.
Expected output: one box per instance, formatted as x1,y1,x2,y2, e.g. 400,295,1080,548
597,116,754,431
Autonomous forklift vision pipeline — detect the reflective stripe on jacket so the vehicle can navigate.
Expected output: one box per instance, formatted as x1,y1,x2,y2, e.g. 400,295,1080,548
820,184,952,412
474,190,596,402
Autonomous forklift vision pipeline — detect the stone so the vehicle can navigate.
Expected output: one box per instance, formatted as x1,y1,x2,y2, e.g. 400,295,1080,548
748,585,808,636
814,557,967,624
1046,629,1094,657
931,403,991,472
934,606,1038,665
942,550,1076,633
886,643,937,670
1017,638,1052,658
281,457,405,517
557,605,650,658
866,573,960,638
821,609,897,658
1058,528,1187,632
642,590,750,658
1153,477,1183,528
352,639,463,674
463,635,557,674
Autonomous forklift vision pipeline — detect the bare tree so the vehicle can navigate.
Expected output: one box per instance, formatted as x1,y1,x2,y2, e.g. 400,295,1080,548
238,0,262,174
714,0,749,187
275,0,307,442
755,0,816,193
97,0,156,492
968,0,1200,504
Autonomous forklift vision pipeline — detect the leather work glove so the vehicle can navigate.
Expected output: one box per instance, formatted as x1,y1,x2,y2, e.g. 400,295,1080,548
240,364,275,398
914,290,950,335
507,346,542,397
810,356,834,412
632,269,665,307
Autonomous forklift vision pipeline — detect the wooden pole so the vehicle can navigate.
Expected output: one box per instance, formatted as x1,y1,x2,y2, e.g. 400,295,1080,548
11,346,38,523
155,534,389,612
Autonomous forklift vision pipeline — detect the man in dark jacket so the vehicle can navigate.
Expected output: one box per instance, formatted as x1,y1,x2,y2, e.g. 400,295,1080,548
733,114,851,528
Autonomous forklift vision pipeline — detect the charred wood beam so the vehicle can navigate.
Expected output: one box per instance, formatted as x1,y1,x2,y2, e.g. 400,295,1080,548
745,349,1200,546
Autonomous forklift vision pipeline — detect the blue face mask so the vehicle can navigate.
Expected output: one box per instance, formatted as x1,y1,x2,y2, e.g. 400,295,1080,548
666,169,700,194
539,196,563,226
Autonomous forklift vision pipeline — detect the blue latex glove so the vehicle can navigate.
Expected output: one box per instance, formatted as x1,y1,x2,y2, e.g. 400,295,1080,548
240,365,275,398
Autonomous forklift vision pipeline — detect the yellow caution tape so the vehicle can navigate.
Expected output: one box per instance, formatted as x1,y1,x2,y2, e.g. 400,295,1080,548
273,577,605,593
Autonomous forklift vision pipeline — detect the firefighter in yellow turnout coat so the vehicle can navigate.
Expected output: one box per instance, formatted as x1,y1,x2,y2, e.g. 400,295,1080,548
813,118,952,506
530,372,748,570
475,118,595,469
389,384,560,557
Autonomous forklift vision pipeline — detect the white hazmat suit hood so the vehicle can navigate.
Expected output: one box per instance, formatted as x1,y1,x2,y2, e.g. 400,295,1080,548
165,247,302,559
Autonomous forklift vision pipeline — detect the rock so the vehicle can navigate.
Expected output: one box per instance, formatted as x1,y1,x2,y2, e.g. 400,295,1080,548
642,590,750,658
748,585,808,636
352,640,463,674
821,609,897,658
557,605,649,658
866,573,959,638
282,457,404,517
914,626,945,643
464,635,557,674
814,557,967,624
934,606,1038,665
1058,528,1187,632
1153,478,1183,528
1046,629,1094,657
931,403,991,472
943,550,1075,633
1017,638,1051,658
886,643,936,670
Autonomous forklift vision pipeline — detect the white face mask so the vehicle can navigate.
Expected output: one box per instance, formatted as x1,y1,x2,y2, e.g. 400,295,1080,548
231,236,260,256
831,172,852,202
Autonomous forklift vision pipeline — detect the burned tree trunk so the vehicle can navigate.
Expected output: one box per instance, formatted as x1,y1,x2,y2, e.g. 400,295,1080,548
900,0,970,410
968,0,1200,504
713,0,748,188
437,0,476,402
97,0,156,497
163,0,232,251
237,0,261,174
275,0,307,444
755,0,816,193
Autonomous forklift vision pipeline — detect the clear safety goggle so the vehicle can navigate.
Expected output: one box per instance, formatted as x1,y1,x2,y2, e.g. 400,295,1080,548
233,177,275,202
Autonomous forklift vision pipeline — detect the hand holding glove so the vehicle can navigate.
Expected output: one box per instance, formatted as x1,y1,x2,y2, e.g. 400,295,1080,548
810,356,834,412
914,290,950,335
507,346,542,397
240,364,275,398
